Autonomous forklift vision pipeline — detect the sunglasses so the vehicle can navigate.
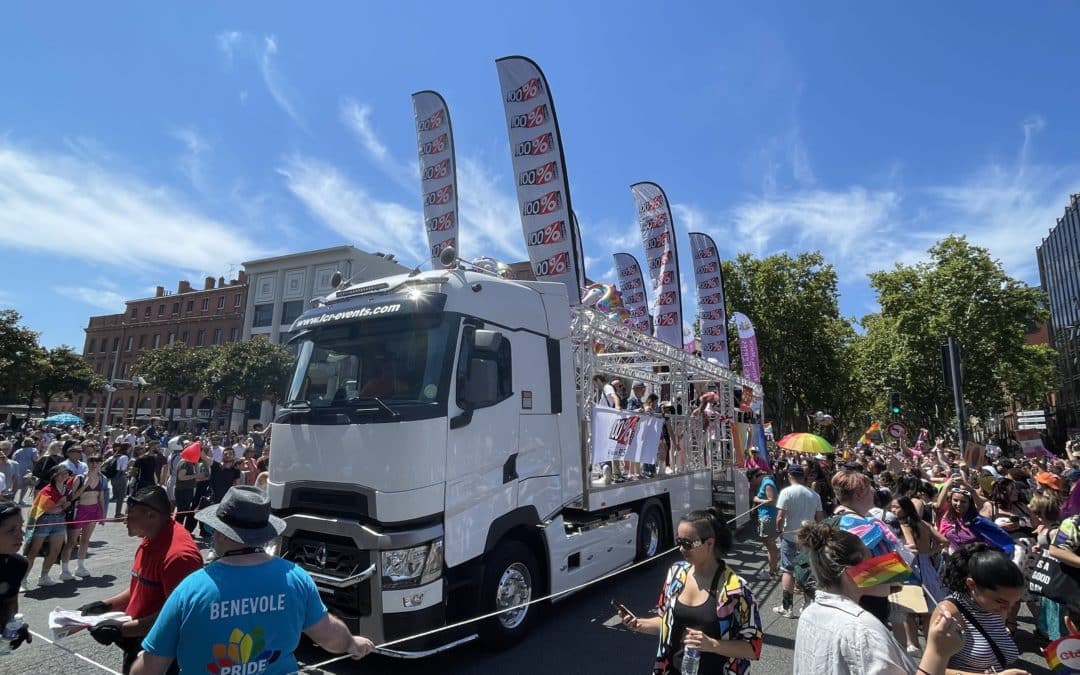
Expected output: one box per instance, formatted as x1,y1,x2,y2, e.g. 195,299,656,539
675,537,705,551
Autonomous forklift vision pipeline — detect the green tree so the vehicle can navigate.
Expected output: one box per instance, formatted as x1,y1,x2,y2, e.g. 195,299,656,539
0,309,45,403
35,346,104,416
855,235,1054,436
133,342,211,428
722,252,862,435
201,339,295,420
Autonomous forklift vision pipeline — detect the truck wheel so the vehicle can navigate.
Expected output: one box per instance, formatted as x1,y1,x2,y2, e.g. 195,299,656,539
636,500,665,561
479,540,539,646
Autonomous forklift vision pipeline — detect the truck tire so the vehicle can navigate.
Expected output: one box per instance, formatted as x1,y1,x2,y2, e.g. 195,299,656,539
636,500,665,561
479,539,540,646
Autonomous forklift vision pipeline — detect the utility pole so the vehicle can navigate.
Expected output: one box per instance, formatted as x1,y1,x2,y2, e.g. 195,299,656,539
100,339,121,429
943,336,967,453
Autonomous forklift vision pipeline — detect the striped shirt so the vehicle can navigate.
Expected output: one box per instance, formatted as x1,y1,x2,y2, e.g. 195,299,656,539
946,592,1018,672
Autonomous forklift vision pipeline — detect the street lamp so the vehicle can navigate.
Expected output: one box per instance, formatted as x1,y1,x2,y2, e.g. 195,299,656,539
131,375,149,426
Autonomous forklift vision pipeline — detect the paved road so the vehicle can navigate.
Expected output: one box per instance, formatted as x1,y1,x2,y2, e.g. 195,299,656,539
3,512,1054,674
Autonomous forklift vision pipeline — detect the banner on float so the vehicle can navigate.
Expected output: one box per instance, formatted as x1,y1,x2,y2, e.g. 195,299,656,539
590,406,663,465
497,56,584,305
631,182,683,347
412,91,460,265
732,312,760,383
688,232,729,367
614,252,651,333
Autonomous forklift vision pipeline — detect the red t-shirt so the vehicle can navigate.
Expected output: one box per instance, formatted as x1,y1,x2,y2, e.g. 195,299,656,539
125,520,203,620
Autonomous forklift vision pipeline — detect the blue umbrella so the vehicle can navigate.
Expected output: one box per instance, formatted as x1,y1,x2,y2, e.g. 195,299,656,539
42,412,85,426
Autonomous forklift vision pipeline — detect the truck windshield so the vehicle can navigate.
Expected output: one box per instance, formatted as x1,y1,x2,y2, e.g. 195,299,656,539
286,313,459,420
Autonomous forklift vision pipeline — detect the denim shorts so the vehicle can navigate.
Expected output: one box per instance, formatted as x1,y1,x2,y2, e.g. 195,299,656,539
779,538,798,572
28,512,67,539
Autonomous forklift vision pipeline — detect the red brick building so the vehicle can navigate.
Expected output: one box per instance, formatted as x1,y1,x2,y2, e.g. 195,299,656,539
76,274,247,428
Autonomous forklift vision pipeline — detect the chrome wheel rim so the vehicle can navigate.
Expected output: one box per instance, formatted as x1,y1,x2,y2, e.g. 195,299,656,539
642,514,661,557
495,562,532,629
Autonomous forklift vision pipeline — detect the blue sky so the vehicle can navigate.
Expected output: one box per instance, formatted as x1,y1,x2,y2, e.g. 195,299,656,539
2,3,1079,350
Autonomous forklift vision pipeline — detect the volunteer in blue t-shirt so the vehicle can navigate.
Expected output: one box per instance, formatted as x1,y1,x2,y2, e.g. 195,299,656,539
748,468,779,578
131,486,375,674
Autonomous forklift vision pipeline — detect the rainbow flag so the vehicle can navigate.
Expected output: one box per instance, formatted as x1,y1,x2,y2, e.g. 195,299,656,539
858,421,880,445
1045,633,1080,673
845,551,913,588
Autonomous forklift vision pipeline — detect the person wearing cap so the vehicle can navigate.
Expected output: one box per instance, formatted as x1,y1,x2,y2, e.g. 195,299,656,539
79,485,202,674
130,486,375,674
626,382,646,412
773,464,824,618
1035,470,1066,498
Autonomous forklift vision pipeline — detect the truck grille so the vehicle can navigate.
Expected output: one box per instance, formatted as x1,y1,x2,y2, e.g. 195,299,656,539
283,533,372,617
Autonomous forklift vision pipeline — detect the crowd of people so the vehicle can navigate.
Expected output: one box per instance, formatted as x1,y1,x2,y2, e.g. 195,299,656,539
0,416,374,674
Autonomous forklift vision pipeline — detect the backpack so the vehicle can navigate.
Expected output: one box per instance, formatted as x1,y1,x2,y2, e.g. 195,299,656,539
792,514,843,593
101,455,119,480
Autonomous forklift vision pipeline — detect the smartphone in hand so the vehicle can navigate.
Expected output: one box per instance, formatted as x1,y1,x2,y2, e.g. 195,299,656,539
611,599,635,619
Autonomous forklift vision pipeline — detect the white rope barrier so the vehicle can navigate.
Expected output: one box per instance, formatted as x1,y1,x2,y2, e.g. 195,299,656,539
299,503,764,672
23,504,765,674
28,630,123,675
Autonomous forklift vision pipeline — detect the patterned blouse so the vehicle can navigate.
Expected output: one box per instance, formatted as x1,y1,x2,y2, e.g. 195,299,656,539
653,561,763,675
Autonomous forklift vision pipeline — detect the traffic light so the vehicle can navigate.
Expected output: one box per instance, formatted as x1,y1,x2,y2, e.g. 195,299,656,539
888,390,901,416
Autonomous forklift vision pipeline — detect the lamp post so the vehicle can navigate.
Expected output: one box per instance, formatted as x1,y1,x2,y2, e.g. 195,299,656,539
131,375,149,426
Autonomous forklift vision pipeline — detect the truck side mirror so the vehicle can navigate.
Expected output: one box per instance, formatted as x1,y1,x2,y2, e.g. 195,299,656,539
472,329,503,354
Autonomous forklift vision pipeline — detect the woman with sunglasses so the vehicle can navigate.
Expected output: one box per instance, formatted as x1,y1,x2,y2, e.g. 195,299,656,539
621,507,763,674
793,521,972,675
0,500,31,650
59,454,106,579
937,484,1015,557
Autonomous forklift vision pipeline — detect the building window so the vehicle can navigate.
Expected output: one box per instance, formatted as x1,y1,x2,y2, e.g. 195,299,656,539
153,334,161,348
102,340,108,353
155,395,163,409
112,337,120,352
158,304,165,316
217,296,225,309
235,293,242,307
128,395,135,409
196,330,205,346
144,306,151,318
212,328,222,344
201,298,209,311
138,334,146,349
230,327,239,342
123,364,130,377
181,331,189,344
186,300,194,312
172,302,180,314
168,332,176,345
126,336,133,352
252,303,274,327
88,338,96,354
281,300,304,325
131,308,138,318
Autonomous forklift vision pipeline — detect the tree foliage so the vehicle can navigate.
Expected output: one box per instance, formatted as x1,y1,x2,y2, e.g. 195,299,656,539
854,235,1054,433
36,346,103,415
133,342,211,422
201,338,294,406
0,309,45,402
722,252,859,435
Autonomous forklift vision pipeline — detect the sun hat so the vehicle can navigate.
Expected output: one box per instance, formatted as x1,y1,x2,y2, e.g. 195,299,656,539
1035,471,1063,492
195,486,285,545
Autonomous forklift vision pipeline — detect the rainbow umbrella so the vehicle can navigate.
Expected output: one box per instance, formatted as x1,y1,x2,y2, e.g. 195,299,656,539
777,432,835,454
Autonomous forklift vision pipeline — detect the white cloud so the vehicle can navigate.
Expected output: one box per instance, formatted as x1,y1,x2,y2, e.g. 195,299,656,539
215,31,304,129
455,158,526,261
340,99,388,162
171,127,210,192
278,154,427,264
0,142,264,270
55,286,127,312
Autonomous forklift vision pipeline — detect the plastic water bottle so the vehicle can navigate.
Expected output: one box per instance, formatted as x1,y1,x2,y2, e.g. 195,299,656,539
682,646,701,675
0,614,23,655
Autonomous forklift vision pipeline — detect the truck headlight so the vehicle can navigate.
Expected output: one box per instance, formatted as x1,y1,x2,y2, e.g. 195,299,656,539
381,538,443,589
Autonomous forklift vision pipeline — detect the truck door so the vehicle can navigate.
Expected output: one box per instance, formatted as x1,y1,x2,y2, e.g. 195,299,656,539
444,325,520,566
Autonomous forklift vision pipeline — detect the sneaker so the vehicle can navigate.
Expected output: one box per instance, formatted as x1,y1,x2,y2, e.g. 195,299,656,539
905,645,920,655
772,605,795,619
38,574,57,587
75,565,91,578
59,570,75,581
19,579,30,592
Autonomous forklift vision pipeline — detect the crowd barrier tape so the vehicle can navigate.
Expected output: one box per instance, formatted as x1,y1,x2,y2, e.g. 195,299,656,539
23,503,765,675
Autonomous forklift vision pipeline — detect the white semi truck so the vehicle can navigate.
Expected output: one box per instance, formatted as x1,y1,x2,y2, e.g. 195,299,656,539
268,264,759,656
